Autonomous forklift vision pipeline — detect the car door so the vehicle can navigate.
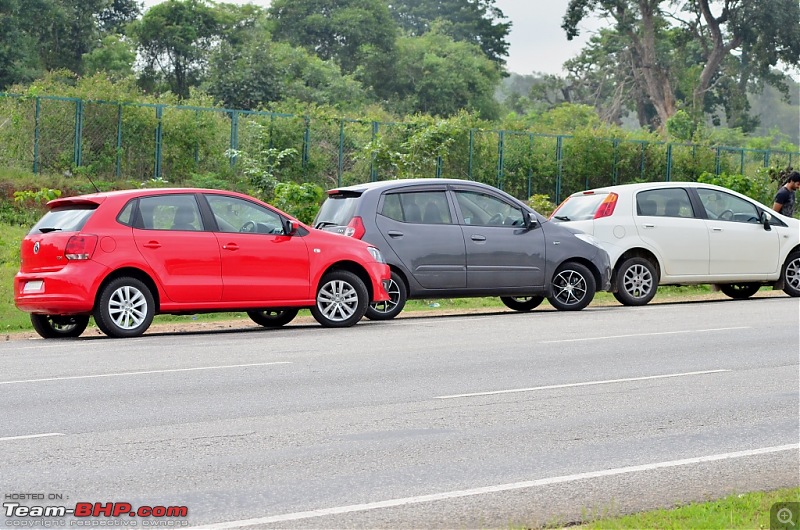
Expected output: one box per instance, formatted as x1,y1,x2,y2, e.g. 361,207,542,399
633,188,710,276
132,193,223,303
203,193,311,302
452,188,545,288
695,188,780,276
374,189,466,289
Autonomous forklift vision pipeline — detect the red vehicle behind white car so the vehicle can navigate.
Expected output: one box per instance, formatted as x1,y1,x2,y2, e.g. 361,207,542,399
14,188,390,338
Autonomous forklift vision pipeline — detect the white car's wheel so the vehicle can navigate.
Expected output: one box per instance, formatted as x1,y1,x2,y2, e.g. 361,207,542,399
613,257,658,306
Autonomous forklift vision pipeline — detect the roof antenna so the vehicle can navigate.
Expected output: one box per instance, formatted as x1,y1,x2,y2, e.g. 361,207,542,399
86,173,100,193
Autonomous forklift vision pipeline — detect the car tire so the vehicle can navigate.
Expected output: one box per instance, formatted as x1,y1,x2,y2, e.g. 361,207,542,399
613,257,658,306
93,277,155,338
311,270,369,328
30,314,89,339
782,251,800,297
365,271,407,320
718,283,761,299
547,262,596,311
500,296,544,312
247,309,299,328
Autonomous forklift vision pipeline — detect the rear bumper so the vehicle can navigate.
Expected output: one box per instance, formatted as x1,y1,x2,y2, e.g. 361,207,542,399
14,262,107,314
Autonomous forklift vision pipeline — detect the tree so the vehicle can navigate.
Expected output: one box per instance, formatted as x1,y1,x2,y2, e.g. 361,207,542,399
132,0,222,98
83,35,137,79
267,0,397,74
562,0,800,131
387,0,511,66
0,0,43,89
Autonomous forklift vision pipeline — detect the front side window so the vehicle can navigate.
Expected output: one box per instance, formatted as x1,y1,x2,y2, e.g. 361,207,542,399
697,188,760,224
454,191,524,226
137,194,203,231
206,194,285,234
636,189,695,218
380,191,452,224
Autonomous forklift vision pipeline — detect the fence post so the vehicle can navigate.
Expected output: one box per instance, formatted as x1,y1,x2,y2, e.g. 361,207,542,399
115,104,123,178
154,105,163,179
715,146,721,175
527,134,534,198
73,99,84,168
337,119,345,187
229,110,239,168
370,121,378,182
639,141,645,181
665,143,672,182
33,97,41,174
302,116,310,176
497,130,505,190
555,135,563,204
612,139,619,185
468,129,474,180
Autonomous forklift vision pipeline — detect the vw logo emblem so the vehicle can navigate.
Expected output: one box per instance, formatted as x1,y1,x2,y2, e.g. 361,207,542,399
33,242,40,254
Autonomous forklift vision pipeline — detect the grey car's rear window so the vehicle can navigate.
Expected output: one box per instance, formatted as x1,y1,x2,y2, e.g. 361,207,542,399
552,193,608,221
315,195,360,227
30,206,96,234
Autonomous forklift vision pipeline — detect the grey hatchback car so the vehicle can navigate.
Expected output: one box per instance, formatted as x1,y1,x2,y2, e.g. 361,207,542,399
313,178,611,319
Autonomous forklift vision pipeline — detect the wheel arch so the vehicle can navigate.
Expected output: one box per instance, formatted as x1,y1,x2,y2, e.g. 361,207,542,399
555,257,604,291
95,268,161,312
612,248,661,286
321,260,374,300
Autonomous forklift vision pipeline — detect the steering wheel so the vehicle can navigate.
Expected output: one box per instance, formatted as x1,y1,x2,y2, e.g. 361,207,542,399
239,220,257,233
718,209,734,221
488,213,505,225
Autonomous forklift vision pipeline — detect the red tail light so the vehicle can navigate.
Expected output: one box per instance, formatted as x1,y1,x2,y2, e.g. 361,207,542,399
344,216,366,239
65,235,98,260
594,193,618,219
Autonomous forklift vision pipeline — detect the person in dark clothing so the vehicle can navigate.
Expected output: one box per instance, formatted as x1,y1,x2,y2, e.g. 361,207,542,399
773,171,800,217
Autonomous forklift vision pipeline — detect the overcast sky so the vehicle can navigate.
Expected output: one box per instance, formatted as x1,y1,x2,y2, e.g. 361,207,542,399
140,0,602,75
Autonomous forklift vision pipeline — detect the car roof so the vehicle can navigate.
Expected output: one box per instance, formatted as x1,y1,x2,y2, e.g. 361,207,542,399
46,188,253,207
329,178,496,193
571,181,738,195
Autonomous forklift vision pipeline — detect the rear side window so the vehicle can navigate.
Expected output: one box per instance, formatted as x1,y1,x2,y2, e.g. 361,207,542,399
137,194,203,231
30,206,96,234
636,189,694,218
381,191,452,224
315,195,360,227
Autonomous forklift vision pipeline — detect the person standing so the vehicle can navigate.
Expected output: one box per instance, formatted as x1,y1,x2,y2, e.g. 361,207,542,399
773,171,800,217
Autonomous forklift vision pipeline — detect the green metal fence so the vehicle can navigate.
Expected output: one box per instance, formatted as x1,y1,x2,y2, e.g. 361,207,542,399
1,93,797,203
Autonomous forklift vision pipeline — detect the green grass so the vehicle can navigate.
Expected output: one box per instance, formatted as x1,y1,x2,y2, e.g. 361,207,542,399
568,487,800,529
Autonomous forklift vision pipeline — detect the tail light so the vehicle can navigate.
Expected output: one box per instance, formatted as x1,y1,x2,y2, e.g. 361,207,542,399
65,234,98,260
594,193,618,219
344,216,366,239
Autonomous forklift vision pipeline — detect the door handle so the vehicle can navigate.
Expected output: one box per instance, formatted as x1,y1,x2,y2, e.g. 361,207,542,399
471,235,487,242
642,223,655,228
142,241,161,249
711,227,723,232
386,231,404,238
222,243,239,251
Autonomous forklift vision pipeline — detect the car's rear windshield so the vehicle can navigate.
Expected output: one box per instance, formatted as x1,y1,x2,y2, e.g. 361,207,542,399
552,193,608,221
29,206,97,234
314,194,360,228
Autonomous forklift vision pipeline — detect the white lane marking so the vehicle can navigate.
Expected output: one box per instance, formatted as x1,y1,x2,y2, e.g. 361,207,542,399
435,369,730,399
540,326,749,343
199,444,798,528
0,362,292,386
0,433,65,442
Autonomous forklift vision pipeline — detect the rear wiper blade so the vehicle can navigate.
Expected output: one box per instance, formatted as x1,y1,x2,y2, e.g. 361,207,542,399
38,227,62,233
553,215,571,221
314,221,338,229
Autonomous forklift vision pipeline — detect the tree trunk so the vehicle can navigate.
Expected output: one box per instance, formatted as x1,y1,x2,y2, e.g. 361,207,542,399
693,0,742,115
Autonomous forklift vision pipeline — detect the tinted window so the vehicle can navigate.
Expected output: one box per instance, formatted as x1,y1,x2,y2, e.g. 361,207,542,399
636,189,695,218
551,193,607,221
206,194,285,234
380,191,451,224
138,194,203,231
315,195,360,227
455,191,524,226
30,206,96,234
117,200,135,226
697,188,760,224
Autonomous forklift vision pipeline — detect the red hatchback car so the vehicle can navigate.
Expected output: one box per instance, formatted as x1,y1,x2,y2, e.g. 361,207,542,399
14,188,391,338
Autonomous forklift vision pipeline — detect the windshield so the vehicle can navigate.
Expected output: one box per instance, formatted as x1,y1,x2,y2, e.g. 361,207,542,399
551,193,608,221
314,195,360,227
29,206,96,234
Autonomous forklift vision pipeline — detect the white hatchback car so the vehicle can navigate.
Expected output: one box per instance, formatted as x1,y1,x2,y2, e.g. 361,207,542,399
550,182,800,305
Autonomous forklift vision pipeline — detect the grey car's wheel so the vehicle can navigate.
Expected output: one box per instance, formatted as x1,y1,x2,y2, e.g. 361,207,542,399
30,314,89,339
500,296,544,312
365,271,407,320
93,277,155,338
547,262,596,311
613,257,658,306
782,251,800,297
718,283,761,299
247,309,299,328
311,270,369,328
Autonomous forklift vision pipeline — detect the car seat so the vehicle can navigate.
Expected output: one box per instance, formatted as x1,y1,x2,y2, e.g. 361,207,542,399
404,202,422,223
171,205,198,231
422,202,445,224
637,199,658,216
665,199,682,217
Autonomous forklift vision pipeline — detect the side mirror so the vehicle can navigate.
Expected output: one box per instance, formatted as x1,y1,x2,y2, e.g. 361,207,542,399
523,210,538,230
762,211,772,231
283,219,298,236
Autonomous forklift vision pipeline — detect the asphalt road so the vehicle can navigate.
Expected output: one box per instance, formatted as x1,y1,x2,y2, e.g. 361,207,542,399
1,296,798,529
